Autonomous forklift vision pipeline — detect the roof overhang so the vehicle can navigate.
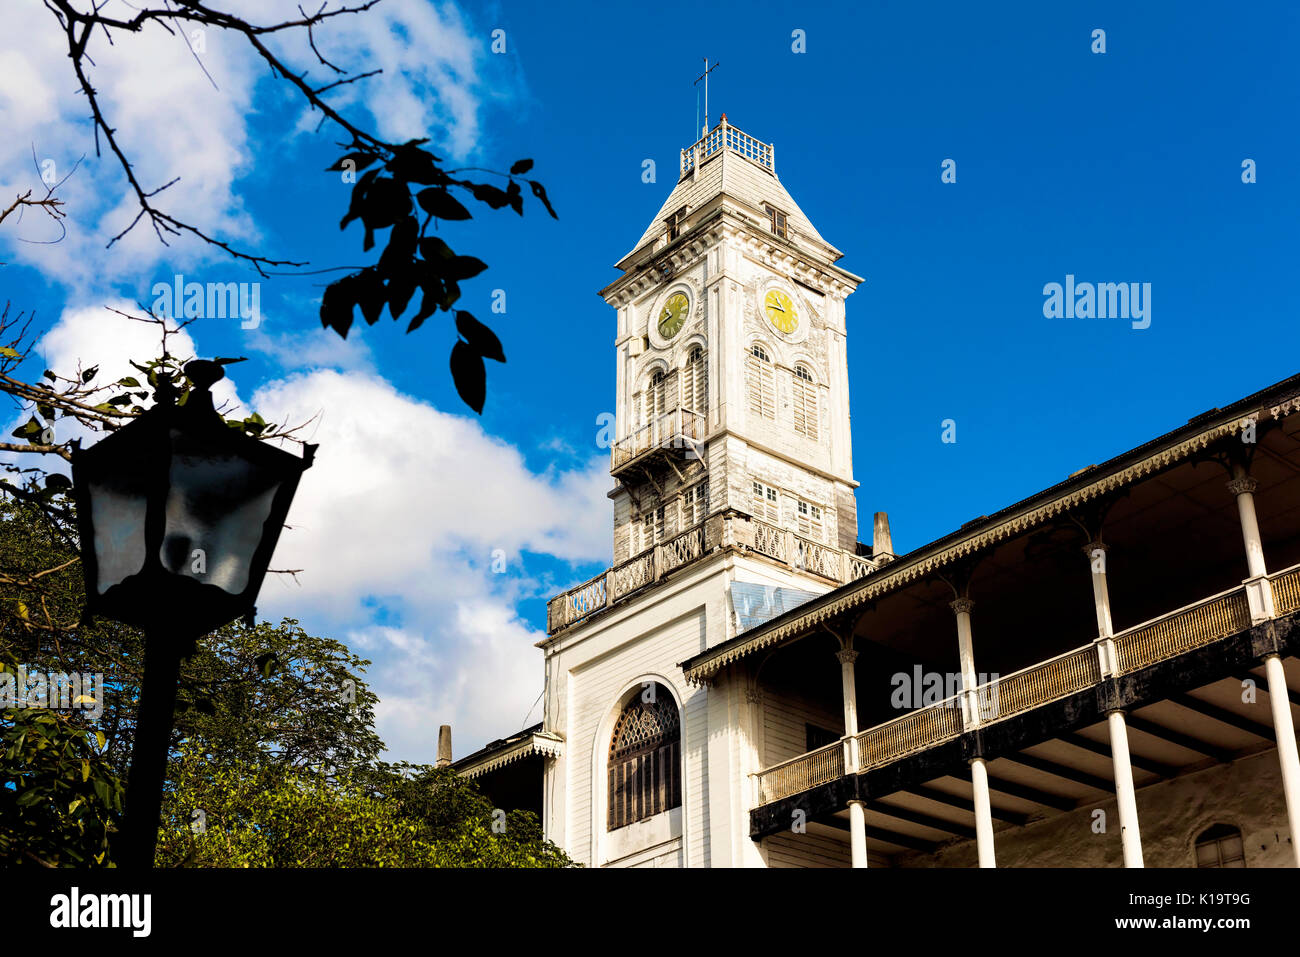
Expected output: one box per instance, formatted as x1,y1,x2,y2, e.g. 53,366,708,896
679,374,1300,686
453,730,564,780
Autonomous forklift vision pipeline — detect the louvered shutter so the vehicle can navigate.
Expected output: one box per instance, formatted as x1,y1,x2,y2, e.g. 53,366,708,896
792,365,819,440
747,348,775,419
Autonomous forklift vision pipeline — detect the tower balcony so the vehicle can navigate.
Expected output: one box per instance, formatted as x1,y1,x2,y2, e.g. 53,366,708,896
610,407,707,479
545,511,878,634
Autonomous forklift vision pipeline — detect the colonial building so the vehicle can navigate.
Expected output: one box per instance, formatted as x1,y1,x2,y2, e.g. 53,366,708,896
455,117,1300,869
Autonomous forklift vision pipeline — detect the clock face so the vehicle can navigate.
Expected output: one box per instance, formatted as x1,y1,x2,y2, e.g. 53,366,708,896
658,292,690,339
764,289,799,334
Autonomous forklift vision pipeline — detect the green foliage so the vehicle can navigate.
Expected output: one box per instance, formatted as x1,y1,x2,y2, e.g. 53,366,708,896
0,697,123,867
157,752,575,868
0,496,572,867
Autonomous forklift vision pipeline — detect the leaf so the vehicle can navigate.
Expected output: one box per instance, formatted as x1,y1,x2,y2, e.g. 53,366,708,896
418,236,455,262
450,341,486,414
506,180,523,216
469,183,510,210
416,188,471,221
214,356,248,366
81,366,98,383
387,146,445,185
42,370,56,382
455,311,506,363
10,416,40,442
0,346,20,358
386,268,418,321
528,180,558,219
509,158,534,175
339,168,381,230
255,652,280,678
355,268,386,326
447,256,488,281
81,759,90,782
94,730,106,750
378,216,419,277
116,376,140,387
320,277,358,339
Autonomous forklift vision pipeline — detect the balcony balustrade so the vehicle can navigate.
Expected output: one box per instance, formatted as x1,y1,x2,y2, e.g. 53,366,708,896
750,563,1300,806
546,513,877,634
610,407,706,476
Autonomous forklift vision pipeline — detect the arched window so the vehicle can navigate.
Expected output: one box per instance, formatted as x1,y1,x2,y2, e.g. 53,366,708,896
792,363,819,440
683,345,708,416
747,344,775,420
1195,823,1245,867
608,685,681,830
643,370,667,425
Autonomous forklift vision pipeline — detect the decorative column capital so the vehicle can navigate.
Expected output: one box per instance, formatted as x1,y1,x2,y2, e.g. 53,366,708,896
835,649,859,665
950,597,975,616
1228,476,1259,496
1084,540,1109,556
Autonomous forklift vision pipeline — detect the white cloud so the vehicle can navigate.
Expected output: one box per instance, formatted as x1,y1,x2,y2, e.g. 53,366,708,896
0,1,497,289
31,305,611,762
247,368,610,761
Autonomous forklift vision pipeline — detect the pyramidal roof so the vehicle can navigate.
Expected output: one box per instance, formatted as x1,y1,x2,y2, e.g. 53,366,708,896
620,117,840,266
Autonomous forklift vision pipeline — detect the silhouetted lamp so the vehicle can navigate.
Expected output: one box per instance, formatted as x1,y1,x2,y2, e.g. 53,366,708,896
71,359,316,867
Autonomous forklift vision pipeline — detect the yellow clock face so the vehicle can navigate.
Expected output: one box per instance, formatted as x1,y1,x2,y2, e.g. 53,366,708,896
764,289,799,334
658,292,689,339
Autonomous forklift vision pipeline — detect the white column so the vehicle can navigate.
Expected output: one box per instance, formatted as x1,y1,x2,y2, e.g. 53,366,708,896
969,757,996,868
837,648,860,765
836,646,868,868
1264,655,1300,867
1108,710,1145,867
1085,539,1145,866
1227,471,1299,858
1086,541,1120,675
848,800,869,868
1229,470,1268,578
951,597,996,867
1229,471,1276,622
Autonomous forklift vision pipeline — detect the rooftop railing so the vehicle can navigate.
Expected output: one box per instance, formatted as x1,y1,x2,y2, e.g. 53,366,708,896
680,117,775,176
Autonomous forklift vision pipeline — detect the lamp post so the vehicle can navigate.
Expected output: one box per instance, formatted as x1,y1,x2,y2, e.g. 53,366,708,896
71,359,316,868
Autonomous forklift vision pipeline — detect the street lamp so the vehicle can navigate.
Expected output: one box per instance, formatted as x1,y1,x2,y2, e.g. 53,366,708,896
71,359,316,868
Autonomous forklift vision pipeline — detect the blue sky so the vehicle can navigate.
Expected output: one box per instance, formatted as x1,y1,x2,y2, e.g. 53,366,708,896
2,0,1297,759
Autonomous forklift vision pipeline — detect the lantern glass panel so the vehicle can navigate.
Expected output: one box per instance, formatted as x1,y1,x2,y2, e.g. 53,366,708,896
161,429,282,595
87,476,148,595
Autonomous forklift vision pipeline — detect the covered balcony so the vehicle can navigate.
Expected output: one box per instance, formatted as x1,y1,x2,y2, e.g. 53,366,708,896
681,375,1300,866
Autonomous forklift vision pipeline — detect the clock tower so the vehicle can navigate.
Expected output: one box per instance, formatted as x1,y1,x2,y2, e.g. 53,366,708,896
600,116,865,567
537,117,875,868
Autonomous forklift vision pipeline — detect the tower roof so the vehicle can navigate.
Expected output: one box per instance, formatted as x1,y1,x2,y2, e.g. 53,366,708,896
619,117,842,268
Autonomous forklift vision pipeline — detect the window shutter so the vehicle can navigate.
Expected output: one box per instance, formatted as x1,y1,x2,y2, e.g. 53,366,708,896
793,365,819,441
747,348,775,420
684,346,707,416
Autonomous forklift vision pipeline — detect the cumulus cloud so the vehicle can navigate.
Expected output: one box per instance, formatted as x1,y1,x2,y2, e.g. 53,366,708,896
32,306,610,761
0,1,497,288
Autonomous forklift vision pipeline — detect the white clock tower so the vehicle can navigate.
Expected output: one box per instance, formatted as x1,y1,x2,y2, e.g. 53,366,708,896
537,117,876,867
